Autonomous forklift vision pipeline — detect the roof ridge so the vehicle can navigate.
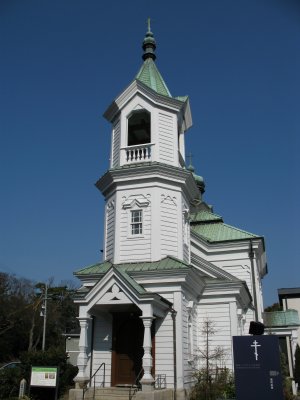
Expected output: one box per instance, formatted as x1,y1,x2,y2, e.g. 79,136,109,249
221,222,259,237
75,256,192,276
74,260,112,274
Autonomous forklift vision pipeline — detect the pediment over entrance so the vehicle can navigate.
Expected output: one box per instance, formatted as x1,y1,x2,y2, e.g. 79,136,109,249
83,269,139,309
77,267,171,318
100,283,131,304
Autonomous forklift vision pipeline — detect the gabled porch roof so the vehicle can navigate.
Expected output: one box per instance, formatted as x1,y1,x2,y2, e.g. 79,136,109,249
74,263,172,318
74,255,191,277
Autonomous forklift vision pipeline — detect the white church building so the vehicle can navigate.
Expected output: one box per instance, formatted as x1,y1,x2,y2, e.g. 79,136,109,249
71,24,267,399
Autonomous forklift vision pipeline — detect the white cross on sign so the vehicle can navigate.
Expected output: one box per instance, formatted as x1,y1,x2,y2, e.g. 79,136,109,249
251,340,261,361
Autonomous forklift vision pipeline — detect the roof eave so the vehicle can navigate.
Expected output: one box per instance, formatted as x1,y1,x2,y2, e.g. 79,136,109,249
103,79,186,122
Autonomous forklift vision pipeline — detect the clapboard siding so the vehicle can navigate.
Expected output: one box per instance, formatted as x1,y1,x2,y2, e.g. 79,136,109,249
155,312,174,388
158,112,175,164
221,265,250,283
183,244,189,264
119,195,151,262
161,196,178,258
111,120,120,168
197,303,233,369
182,297,192,386
105,201,115,261
221,264,253,303
92,314,112,386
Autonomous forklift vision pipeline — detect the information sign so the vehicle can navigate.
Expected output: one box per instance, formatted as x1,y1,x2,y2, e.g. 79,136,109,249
30,366,58,387
233,335,284,400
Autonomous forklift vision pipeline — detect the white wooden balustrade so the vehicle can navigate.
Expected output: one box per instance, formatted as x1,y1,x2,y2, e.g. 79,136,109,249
123,144,153,163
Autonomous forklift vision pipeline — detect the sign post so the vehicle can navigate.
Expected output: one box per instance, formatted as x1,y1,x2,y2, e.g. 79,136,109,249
233,335,284,400
29,366,59,400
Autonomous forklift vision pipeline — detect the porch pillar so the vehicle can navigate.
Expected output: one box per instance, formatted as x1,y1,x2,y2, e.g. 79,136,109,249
140,315,155,391
74,316,90,388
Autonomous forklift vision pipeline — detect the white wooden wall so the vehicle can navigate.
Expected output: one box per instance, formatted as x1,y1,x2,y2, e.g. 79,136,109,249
181,296,194,387
182,198,190,264
197,302,233,370
105,199,115,261
91,313,113,386
160,195,178,259
154,293,174,388
212,261,260,329
111,120,120,168
158,112,175,165
118,194,151,262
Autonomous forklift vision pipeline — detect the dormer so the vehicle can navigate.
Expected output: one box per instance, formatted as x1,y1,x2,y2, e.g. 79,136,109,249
104,24,192,170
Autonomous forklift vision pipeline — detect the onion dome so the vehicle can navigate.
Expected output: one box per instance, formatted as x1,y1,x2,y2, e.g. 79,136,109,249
187,161,205,194
142,18,156,61
136,19,171,97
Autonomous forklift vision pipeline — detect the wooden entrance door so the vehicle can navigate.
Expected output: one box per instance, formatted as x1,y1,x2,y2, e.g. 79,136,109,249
111,313,144,385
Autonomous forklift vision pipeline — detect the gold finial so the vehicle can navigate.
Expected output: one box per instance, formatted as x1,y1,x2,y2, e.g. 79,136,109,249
147,17,151,32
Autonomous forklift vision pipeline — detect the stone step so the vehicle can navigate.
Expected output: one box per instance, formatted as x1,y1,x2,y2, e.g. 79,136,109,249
84,386,138,400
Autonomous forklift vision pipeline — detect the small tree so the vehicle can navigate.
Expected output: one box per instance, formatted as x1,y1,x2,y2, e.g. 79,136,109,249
294,345,300,391
190,319,234,400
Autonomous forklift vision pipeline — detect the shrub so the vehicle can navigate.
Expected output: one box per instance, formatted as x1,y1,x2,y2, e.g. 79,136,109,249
0,366,23,399
16,347,78,399
190,367,235,400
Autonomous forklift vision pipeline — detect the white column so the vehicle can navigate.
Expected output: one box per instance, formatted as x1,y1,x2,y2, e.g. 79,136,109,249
74,317,90,387
140,315,155,391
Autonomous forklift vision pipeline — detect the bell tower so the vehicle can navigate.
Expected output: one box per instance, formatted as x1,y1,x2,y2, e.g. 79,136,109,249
96,23,201,265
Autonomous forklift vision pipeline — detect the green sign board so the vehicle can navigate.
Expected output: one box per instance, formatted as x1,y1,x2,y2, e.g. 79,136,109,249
30,366,58,387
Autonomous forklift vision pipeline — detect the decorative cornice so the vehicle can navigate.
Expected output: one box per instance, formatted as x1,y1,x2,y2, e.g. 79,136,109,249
201,279,252,309
96,162,200,201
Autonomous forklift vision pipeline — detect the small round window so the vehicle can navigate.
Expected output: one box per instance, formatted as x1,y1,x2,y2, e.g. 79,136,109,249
128,110,151,146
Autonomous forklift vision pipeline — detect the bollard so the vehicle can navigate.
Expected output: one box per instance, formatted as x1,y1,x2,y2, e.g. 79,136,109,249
19,378,27,399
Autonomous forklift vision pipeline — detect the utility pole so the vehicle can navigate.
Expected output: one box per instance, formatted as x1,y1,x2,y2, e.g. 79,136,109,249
41,283,48,351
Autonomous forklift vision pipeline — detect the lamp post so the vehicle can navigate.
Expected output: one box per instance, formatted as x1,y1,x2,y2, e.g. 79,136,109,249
41,283,48,351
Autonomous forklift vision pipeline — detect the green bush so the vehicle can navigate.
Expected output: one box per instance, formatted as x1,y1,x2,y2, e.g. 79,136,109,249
0,366,23,399
190,368,235,400
0,347,78,400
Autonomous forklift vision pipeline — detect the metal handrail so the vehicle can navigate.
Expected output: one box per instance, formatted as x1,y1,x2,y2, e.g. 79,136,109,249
154,374,166,390
129,368,143,400
83,362,105,399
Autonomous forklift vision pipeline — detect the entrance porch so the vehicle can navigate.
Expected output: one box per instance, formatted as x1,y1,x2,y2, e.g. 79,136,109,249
73,267,171,393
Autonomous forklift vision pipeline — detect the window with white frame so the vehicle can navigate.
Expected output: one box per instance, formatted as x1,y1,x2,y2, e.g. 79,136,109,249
131,210,142,235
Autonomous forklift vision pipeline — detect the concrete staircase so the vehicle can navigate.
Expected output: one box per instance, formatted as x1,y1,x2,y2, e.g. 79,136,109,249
83,386,138,400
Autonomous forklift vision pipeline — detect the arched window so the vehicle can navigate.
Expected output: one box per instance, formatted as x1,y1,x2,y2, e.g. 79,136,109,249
128,110,151,146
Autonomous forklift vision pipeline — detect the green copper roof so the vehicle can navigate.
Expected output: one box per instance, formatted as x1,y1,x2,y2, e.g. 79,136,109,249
116,268,147,294
190,210,223,223
191,221,259,242
136,58,171,97
175,96,188,102
135,23,172,97
190,210,260,242
75,256,191,276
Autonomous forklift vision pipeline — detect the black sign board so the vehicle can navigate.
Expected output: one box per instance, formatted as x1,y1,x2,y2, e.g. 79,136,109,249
233,335,284,400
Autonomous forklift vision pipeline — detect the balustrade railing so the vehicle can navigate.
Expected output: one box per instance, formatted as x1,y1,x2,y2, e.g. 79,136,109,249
124,144,153,163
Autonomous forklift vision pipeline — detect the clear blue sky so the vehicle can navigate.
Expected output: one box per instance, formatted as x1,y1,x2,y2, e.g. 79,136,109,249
1,0,299,307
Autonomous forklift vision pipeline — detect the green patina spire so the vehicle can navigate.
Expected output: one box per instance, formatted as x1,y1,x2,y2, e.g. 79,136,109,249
187,152,195,172
142,18,156,61
186,152,206,194
136,19,171,97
